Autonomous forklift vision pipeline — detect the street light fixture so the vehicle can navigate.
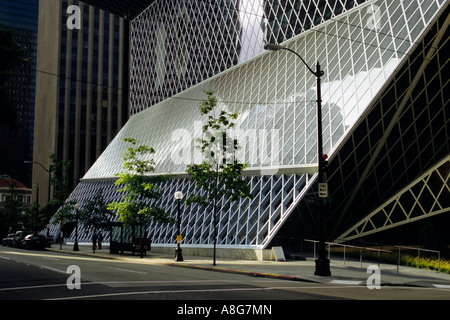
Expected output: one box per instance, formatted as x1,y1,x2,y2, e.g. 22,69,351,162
174,191,184,262
264,43,331,276
73,203,80,251
24,160,52,245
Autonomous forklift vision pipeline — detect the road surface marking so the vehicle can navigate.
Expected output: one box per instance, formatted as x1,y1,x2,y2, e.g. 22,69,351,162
433,284,450,289
0,284,68,291
47,286,278,300
40,266,67,274
108,267,147,274
330,280,362,285
44,257,60,261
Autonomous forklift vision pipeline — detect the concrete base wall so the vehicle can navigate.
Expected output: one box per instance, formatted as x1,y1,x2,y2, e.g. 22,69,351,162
151,246,273,261
66,242,273,261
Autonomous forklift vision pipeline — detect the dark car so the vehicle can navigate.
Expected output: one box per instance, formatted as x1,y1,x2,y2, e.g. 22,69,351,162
2,233,15,246
23,234,47,250
11,231,32,248
46,235,54,247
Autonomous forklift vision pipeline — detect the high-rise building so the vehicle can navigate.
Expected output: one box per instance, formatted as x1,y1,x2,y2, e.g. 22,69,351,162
52,0,448,257
0,0,39,188
32,0,130,206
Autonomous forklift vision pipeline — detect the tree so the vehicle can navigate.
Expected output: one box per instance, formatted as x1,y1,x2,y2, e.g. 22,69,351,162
51,199,78,226
50,190,112,250
49,153,73,201
186,91,253,265
107,138,173,227
51,199,79,250
0,182,25,235
39,154,72,236
80,189,113,231
23,204,47,235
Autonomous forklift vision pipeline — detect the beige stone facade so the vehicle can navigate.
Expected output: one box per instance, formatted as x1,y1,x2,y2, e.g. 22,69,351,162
32,0,129,206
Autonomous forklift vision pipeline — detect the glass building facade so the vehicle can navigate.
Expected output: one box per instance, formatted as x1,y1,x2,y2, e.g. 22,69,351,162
52,0,449,254
0,0,39,187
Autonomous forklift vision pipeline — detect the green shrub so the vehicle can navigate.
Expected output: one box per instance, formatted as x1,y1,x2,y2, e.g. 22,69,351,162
329,247,450,274
401,256,450,274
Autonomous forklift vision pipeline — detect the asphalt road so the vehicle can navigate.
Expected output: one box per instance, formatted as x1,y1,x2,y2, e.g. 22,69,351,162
0,246,331,301
0,246,449,307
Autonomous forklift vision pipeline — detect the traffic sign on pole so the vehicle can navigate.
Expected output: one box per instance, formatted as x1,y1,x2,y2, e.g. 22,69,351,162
318,183,328,198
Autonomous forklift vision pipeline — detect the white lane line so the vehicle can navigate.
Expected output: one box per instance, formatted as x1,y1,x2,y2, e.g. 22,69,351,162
44,257,60,261
433,284,450,289
0,279,248,292
46,284,373,301
40,266,67,274
108,267,147,275
0,256,11,260
0,284,69,291
47,286,275,300
330,280,363,285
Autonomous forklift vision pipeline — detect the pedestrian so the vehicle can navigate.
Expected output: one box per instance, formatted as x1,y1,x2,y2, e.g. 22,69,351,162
92,232,98,252
98,232,103,250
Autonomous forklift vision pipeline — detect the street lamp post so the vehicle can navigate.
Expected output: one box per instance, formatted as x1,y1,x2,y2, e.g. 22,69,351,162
264,43,331,276
24,161,51,205
73,203,80,251
24,160,52,246
174,191,184,262
60,219,65,250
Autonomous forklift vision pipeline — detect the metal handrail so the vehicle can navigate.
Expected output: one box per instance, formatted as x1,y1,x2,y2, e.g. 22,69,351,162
395,245,441,273
302,239,442,273
304,239,392,266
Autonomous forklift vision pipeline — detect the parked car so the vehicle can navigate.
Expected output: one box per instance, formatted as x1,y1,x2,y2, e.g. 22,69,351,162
23,234,47,250
2,233,15,246
46,235,54,247
11,231,32,248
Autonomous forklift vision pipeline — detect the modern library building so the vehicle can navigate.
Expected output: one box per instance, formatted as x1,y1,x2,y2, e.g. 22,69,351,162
48,0,449,258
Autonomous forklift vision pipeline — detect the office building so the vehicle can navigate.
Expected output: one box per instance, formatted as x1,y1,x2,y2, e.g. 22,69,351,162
32,0,129,206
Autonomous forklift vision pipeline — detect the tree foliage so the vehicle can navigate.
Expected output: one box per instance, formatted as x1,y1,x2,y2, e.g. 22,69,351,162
107,138,173,226
23,204,47,235
0,181,27,235
186,90,253,207
49,153,73,201
0,181,48,235
51,199,78,225
51,189,113,232
39,154,73,230
80,189,113,230
185,91,252,264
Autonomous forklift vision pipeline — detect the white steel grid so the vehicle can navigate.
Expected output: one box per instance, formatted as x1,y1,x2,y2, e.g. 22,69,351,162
85,0,442,181
130,0,369,114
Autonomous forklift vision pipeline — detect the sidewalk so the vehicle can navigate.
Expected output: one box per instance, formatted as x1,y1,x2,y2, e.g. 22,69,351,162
47,244,450,288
